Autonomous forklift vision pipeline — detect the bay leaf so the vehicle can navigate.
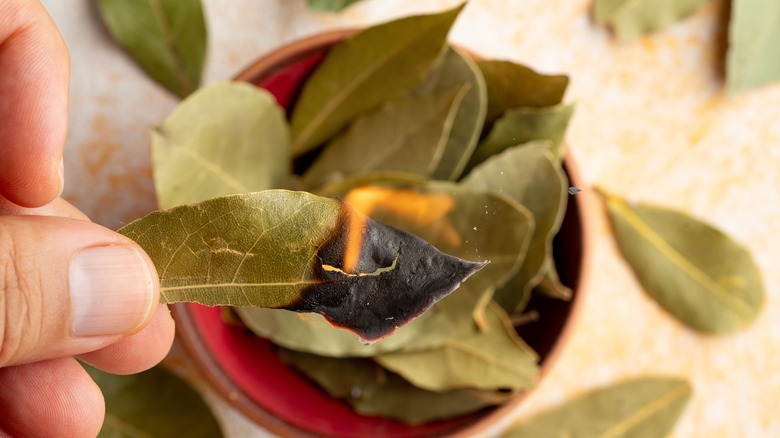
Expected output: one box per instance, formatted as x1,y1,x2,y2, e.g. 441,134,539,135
477,60,569,123
118,190,486,343
726,0,780,93
375,300,538,392
307,0,362,12
315,171,432,199
465,104,575,173
84,364,223,438
410,47,487,180
503,377,691,437
462,142,568,313
152,82,290,209
289,5,464,154
593,0,712,40
604,194,764,334
535,257,573,301
302,84,469,189
278,348,514,425
97,0,207,98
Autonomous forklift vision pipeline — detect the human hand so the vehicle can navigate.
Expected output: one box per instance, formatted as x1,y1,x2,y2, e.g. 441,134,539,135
0,1,175,436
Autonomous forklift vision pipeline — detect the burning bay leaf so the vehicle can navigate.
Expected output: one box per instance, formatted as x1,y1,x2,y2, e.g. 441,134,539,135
152,82,290,209
593,0,712,40
726,0,780,93
307,0,362,12
97,0,207,98
302,85,469,189
84,364,223,438
278,349,514,425
604,194,764,334
477,60,569,123
503,377,691,437
289,5,464,154
118,190,485,343
466,104,575,173
463,142,568,312
410,47,487,180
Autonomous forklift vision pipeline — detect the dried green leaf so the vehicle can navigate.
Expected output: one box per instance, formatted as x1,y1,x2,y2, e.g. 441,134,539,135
307,0,363,12
278,349,514,425
302,85,469,189
463,143,568,312
118,190,485,342
503,378,691,437
410,47,487,180
593,0,711,40
465,104,575,173
604,194,764,334
289,5,464,154
97,0,207,98
726,0,780,93
151,82,290,209
375,300,538,392
84,364,223,438
477,60,569,123
535,257,573,301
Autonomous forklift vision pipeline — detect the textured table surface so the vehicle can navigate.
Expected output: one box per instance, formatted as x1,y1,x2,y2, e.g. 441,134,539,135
44,0,779,436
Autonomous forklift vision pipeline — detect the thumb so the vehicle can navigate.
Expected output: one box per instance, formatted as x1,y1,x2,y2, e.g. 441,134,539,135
0,215,159,367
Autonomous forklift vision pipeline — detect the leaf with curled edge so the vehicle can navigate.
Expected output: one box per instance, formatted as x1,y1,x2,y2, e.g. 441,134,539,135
118,190,485,343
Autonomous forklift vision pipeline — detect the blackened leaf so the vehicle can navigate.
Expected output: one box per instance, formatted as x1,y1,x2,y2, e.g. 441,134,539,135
278,349,514,425
477,60,569,123
463,143,568,312
307,0,363,12
726,0,780,93
465,104,575,173
302,85,469,189
593,0,711,40
503,378,691,437
604,194,764,334
375,300,538,392
410,47,487,180
289,5,464,154
118,190,485,342
152,82,290,209
84,364,223,438
97,0,207,98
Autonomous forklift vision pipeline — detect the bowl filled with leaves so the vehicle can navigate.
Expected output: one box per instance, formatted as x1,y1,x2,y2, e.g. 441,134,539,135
118,5,589,437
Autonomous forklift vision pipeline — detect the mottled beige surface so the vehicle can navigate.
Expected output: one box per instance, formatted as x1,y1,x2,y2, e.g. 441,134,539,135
43,0,779,436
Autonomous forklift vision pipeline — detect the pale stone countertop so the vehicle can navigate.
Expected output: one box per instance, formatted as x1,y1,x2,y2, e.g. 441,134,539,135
42,0,779,436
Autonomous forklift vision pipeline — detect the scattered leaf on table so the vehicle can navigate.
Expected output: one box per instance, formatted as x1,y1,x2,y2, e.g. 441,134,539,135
302,84,469,189
97,0,207,98
118,190,485,343
278,348,514,425
152,82,290,209
465,104,575,173
477,60,569,123
593,0,712,40
463,142,568,312
289,5,464,155
726,0,780,93
84,364,223,438
375,300,538,392
604,194,764,334
503,377,691,438
307,0,363,12
410,47,487,180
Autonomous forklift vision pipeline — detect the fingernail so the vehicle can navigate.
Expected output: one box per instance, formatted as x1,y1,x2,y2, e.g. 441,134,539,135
69,246,155,337
57,158,65,197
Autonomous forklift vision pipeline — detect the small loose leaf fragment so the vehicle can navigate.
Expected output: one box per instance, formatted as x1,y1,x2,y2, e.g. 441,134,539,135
726,0,780,93
307,0,363,12
302,85,469,189
97,0,207,98
593,0,712,40
289,5,464,155
118,190,485,342
152,82,290,209
477,60,569,123
84,364,223,438
503,377,691,438
603,194,764,334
